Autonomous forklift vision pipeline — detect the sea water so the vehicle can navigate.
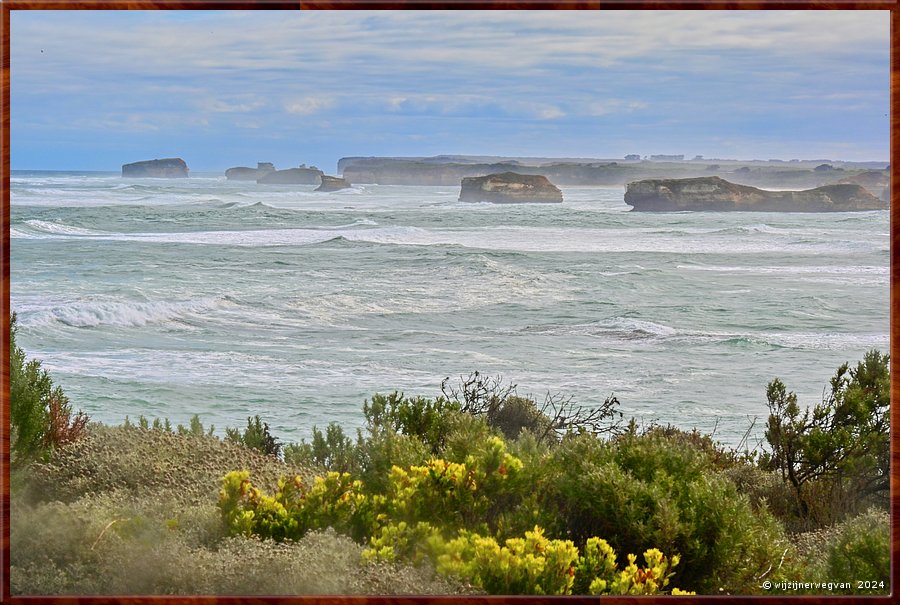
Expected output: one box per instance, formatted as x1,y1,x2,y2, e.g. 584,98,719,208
9,171,890,448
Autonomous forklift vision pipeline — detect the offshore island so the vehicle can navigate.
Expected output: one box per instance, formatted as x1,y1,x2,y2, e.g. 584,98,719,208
123,154,890,211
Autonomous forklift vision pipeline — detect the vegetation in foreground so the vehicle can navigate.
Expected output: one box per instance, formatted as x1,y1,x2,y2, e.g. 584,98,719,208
9,315,890,595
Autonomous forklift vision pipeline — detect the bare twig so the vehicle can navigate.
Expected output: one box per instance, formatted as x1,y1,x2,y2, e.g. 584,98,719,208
91,518,126,551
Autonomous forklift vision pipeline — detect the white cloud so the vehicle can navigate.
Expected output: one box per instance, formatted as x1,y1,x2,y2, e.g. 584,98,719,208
9,10,888,165
203,97,266,114
587,100,648,116
12,10,887,86
538,106,565,120
284,97,334,115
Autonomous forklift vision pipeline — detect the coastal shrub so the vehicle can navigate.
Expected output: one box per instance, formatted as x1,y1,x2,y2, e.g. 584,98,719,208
386,436,524,534
283,393,463,490
722,463,800,526
284,422,360,474
9,312,88,464
365,521,689,595
357,430,432,494
225,415,281,457
123,414,213,436
815,509,890,594
221,435,523,543
220,470,381,543
638,423,756,471
442,371,624,442
219,437,696,595
786,509,890,595
363,391,462,454
537,431,791,593
761,350,889,526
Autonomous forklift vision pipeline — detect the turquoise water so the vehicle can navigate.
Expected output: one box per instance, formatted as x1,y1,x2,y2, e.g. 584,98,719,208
10,171,889,447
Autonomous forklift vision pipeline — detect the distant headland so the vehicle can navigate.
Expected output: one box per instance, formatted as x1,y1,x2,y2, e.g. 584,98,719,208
624,176,886,212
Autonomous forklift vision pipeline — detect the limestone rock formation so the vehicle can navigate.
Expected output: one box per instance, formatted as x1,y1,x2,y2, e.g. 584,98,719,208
225,162,276,181
122,158,188,178
839,170,890,202
257,167,324,185
459,172,563,204
624,176,885,212
315,175,352,192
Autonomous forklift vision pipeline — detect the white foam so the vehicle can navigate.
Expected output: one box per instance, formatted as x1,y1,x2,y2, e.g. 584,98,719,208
24,219,107,237
761,332,889,351
677,264,887,276
21,297,231,329
316,218,378,229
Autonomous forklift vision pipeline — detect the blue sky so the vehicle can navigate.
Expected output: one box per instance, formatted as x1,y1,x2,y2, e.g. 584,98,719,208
10,10,890,172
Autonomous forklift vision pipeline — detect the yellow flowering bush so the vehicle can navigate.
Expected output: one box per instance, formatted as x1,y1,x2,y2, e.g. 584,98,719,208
220,436,694,595
365,521,690,595
384,436,522,531
598,548,681,595
219,470,381,542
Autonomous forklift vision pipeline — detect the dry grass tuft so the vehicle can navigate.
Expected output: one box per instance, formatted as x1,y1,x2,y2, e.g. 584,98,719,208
24,423,315,505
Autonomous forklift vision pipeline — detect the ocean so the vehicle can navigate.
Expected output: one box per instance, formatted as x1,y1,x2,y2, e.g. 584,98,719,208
9,170,889,448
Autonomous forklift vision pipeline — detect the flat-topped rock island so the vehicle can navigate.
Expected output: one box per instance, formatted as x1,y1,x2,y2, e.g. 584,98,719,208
315,175,352,192
459,172,563,204
122,158,189,178
257,167,324,185
624,176,886,212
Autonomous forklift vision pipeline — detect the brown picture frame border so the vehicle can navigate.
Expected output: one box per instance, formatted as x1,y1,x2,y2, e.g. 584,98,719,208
0,2,896,603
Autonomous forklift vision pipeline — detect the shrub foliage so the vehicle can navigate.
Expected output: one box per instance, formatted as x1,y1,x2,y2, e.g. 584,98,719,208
762,350,889,525
12,353,890,596
10,313,88,464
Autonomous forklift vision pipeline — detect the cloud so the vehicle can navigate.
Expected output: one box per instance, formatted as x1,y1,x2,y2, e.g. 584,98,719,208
203,97,266,114
586,100,648,117
538,106,566,120
9,10,889,169
284,96,334,115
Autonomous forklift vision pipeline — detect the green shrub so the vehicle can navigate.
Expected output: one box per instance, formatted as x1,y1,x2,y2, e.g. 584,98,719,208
784,509,890,595
284,394,478,494
219,436,696,595
537,431,791,593
225,415,281,457
123,413,214,437
284,422,360,474
722,463,802,528
817,509,889,594
761,350,889,526
639,423,756,471
430,525,580,595
363,392,462,454
9,312,87,464
219,470,381,543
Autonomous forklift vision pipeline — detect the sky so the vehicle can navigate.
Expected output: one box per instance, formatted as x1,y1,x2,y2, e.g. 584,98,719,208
10,10,890,172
